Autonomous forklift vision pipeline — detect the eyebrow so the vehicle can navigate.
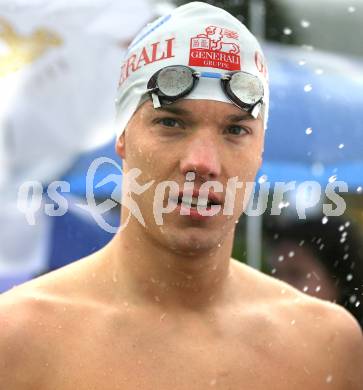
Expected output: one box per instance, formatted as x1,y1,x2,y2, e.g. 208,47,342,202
226,113,255,122
155,106,190,116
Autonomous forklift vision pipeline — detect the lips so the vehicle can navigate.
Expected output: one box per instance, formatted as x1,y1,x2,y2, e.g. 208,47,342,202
177,190,223,208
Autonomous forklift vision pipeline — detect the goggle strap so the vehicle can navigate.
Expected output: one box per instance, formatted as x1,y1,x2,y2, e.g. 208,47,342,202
251,102,262,119
151,92,162,108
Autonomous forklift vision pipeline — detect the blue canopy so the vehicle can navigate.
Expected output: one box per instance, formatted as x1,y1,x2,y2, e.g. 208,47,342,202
261,43,363,190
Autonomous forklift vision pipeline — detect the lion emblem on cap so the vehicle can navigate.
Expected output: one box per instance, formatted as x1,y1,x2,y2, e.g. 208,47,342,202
192,25,240,55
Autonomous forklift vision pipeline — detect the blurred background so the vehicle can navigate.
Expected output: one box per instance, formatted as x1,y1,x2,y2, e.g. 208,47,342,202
0,0,362,326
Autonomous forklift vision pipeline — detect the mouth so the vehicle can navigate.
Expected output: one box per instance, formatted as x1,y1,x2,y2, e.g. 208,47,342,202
176,191,223,210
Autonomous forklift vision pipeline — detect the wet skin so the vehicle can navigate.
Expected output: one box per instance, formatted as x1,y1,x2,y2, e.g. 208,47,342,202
0,100,362,389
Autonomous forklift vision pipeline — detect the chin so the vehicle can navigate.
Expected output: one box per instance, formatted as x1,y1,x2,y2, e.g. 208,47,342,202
156,225,226,256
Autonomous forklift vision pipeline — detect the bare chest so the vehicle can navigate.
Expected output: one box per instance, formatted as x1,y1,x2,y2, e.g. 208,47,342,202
39,315,327,390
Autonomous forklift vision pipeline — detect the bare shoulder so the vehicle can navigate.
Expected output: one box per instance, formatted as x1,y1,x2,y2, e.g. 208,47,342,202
0,287,55,389
0,253,102,389
232,259,363,389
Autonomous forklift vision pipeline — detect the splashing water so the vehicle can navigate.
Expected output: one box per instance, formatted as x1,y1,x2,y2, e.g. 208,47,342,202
300,20,310,28
283,27,292,35
321,216,328,224
304,84,313,92
305,127,313,135
258,174,268,184
278,201,290,209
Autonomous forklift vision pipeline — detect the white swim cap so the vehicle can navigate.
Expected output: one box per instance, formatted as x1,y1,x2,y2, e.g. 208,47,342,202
115,1,269,137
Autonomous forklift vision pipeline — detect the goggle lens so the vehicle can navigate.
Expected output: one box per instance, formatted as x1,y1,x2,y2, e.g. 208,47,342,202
229,72,263,106
157,66,194,98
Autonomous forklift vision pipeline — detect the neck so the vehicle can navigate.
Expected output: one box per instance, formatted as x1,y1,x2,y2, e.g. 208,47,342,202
106,217,236,312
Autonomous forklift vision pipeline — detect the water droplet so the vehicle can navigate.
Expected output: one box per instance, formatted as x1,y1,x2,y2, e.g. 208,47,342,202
217,243,221,248
306,273,312,279
339,225,345,232
303,286,309,292
326,374,333,383
300,19,310,28
281,289,286,295
271,268,277,275
278,201,290,209
345,221,351,228
349,295,357,304
291,319,296,325
348,5,356,12
315,285,321,292
299,240,305,246
160,313,167,321
346,274,353,282
338,143,344,149
258,174,268,183
355,301,361,308
278,255,284,262
304,84,313,92
343,253,349,260
288,251,295,258
283,27,292,35
315,68,324,75
305,127,313,135
321,216,328,224
298,59,306,66
357,186,362,193
328,175,337,183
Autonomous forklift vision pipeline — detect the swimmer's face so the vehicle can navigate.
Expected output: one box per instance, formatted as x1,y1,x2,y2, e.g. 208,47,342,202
116,99,264,253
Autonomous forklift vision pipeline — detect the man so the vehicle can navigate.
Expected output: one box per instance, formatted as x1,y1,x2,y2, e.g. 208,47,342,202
1,2,362,389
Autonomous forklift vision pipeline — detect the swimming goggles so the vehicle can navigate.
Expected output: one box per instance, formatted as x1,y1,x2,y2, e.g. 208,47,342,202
146,65,264,119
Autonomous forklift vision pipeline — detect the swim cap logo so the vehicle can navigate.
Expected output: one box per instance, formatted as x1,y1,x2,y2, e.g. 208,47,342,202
118,37,175,85
189,26,241,71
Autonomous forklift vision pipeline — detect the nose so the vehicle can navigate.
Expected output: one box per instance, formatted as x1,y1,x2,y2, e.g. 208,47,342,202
179,133,221,181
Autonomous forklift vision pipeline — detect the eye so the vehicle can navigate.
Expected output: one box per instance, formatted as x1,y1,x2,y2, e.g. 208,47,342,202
225,125,249,136
156,117,181,128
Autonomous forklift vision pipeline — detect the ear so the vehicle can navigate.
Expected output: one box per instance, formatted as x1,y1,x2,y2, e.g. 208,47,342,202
115,132,126,159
